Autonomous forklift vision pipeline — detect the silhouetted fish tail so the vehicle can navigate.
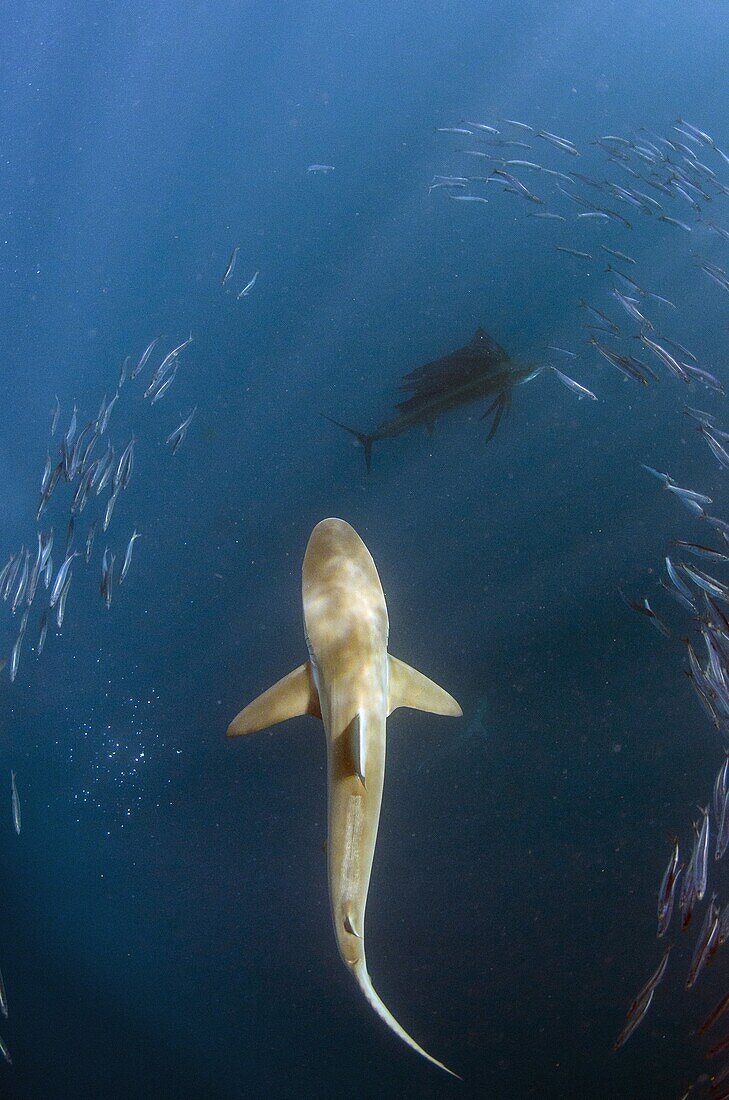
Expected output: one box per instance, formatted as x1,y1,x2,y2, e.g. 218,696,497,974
322,415,374,472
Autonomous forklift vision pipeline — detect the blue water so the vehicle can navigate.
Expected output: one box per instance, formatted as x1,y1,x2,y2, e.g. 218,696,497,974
2,1,729,1096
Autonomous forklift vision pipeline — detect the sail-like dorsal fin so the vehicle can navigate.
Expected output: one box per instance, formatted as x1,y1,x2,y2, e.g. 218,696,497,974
226,662,321,737
470,327,510,362
388,655,462,718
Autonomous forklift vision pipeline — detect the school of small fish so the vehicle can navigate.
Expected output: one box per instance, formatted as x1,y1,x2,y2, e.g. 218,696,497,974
433,115,729,402
0,331,198,1064
436,114,729,1095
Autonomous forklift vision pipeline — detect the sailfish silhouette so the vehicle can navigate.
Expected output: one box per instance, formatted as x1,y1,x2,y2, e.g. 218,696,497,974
326,327,540,470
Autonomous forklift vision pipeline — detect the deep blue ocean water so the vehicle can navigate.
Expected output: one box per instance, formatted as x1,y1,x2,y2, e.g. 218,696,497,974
1,1,729,1096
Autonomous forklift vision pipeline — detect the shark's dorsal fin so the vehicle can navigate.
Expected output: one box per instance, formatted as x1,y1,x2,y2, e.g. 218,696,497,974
226,662,321,737
388,655,462,718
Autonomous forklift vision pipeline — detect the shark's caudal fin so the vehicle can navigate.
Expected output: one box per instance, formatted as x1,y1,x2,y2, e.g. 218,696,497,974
352,957,461,1079
226,662,321,737
388,655,462,718
322,415,374,473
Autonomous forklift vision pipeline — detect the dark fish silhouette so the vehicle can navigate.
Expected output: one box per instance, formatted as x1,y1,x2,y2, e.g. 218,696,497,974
326,328,538,471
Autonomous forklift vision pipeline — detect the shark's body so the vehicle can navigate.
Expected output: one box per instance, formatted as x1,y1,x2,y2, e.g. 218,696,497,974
227,518,461,1075
327,327,539,470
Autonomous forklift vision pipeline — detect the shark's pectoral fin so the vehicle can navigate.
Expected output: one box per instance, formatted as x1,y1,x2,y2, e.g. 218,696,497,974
388,655,462,718
226,662,321,737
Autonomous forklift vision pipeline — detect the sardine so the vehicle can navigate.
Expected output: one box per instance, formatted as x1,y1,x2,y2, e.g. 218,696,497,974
536,130,579,155
686,895,719,989
601,246,637,265
716,784,729,862
49,552,80,608
64,404,78,451
120,530,141,584
165,407,197,455
657,838,680,937
37,611,48,657
114,437,135,492
222,245,240,286
550,366,597,401
10,771,20,835
697,990,729,1035
614,947,671,1050
131,335,163,379
56,572,72,628
666,557,694,603
237,272,259,299
98,393,119,436
672,541,729,564
150,365,179,403
100,549,115,610
103,488,120,533
85,520,97,564
611,288,653,329
144,335,193,397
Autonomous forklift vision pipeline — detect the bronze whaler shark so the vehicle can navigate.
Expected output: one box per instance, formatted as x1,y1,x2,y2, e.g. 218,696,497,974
227,518,462,1076
327,327,540,471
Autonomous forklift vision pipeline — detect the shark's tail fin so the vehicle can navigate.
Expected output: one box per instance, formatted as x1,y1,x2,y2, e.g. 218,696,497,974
322,415,374,473
351,957,460,1079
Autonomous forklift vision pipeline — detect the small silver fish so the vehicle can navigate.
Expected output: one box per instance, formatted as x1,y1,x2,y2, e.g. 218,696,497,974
118,355,131,389
100,549,115,609
237,272,259,299
37,611,48,657
556,246,592,259
114,437,135,493
222,245,240,286
601,246,636,265
98,393,119,436
536,129,579,156
448,194,489,204
131,335,163,379
166,407,197,455
550,366,597,401
150,366,178,403
56,573,72,628
49,552,80,608
10,771,20,835
120,530,141,584
103,488,120,533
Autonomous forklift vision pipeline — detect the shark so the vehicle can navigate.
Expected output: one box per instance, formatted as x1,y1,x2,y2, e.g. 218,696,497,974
326,327,541,471
227,518,462,1076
